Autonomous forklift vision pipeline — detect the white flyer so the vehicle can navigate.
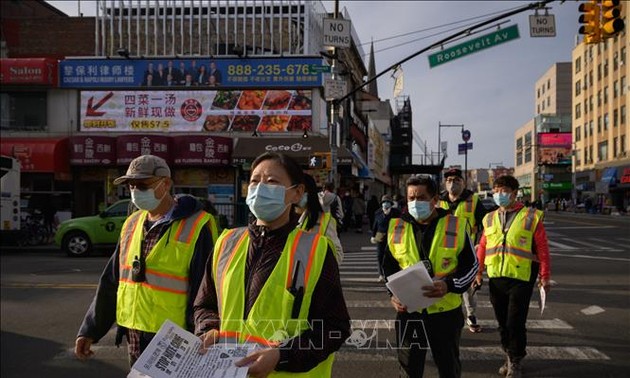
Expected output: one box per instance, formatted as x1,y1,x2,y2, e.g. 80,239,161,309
128,320,256,378
386,261,439,312
538,284,547,316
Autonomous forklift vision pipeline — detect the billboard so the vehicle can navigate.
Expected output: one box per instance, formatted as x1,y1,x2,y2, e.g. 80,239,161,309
538,146,572,165
60,57,323,88
80,89,312,133
538,132,571,147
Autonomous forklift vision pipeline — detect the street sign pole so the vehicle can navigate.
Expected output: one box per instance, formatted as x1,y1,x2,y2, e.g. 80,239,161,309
329,0,340,188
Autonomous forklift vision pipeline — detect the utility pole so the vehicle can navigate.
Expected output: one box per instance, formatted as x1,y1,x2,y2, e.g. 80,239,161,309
437,122,464,187
328,0,340,188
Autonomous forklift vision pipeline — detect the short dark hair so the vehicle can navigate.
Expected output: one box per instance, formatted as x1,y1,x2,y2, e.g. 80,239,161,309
406,175,438,197
324,182,335,192
493,175,519,191
251,152,304,186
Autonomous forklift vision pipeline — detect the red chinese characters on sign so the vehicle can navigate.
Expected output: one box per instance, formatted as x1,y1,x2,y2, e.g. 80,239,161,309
69,136,116,165
171,135,232,166
0,58,58,86
116,135,171,165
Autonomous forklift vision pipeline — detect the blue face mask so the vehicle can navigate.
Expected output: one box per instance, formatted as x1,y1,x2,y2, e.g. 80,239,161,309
246,183,291,222
382,202,392,211
297,193,308,208
493,192,512,207
408,200,432,221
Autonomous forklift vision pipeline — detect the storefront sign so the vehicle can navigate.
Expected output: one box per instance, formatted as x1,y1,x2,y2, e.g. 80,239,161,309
69,136,116,165
538,132,571,147
60,58,323,88
542,182,572,190
0,58,58,86
171,136,232,166
116,135,171,165
621,168,630,184
80,90,312,133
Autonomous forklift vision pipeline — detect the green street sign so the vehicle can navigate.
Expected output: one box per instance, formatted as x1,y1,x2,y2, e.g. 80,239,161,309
542,182,572,190
310,65,332,73
428,24,520,68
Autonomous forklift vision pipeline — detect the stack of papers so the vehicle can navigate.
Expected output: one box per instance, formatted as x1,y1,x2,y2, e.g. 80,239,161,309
385,262,439,312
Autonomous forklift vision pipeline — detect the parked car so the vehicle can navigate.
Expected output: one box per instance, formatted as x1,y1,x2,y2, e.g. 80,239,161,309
54,199,130,257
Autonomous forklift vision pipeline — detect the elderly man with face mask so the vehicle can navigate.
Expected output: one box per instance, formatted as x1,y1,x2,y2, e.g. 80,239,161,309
438,168,488,333
382,175,478,378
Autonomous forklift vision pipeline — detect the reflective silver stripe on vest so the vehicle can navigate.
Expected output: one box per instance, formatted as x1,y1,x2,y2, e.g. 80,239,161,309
119,267,188,293
523,208,537,231
485,246,538,261
119,211,143,274
215,228,248,312
290,231,319,291
177,210,206,243
444,215,458,248
486,210,496,228
393,220,404,244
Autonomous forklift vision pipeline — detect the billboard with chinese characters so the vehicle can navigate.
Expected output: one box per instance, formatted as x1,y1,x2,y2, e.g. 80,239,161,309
80,90,312,133
537,132,572,165
60,58,323,88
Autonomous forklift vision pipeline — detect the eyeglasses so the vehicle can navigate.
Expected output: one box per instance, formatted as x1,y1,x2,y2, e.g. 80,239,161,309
445,177,462,183
128,179,163,191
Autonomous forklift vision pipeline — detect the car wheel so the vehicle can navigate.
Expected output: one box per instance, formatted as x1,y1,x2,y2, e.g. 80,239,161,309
62,231,92,257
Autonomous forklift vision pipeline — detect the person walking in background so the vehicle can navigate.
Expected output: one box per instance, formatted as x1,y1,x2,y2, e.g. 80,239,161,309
297,173,344,263
342,190,354,231
194,152,350,377
370,194,401,283
475,175,551,378
319,182,344,233
352,190,365,233
74,155,218,368
382,175,478,378
438,168,487,333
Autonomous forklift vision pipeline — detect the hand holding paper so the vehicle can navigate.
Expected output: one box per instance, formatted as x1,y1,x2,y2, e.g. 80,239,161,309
386,262,439,312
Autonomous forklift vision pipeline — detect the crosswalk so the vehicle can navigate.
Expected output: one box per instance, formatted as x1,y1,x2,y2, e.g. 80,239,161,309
338,244,612,364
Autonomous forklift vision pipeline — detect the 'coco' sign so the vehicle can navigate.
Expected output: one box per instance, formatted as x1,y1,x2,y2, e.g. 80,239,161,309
265,143,312,153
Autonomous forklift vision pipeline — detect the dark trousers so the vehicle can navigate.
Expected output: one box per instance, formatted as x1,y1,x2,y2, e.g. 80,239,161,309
376,242,386,276
488,277,535,359
395,308,464,378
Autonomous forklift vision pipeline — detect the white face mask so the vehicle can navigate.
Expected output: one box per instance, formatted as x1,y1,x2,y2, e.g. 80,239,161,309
298,193,308,208
407,200,433,222
131,181,165,211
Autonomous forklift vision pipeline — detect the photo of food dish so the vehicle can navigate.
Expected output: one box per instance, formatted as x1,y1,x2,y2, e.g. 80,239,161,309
258,115,290,132
230,115,261,132
288,90,312,110
286,116,312,131
237,90,266,110
202,115,232,132
262,90,292,110
211,90,241,110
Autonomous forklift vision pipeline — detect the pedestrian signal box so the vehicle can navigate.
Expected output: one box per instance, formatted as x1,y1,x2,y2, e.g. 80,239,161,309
308,153,332,170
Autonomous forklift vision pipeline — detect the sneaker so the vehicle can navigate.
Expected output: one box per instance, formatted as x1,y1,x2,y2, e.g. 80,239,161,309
377,275,385,283
498,359,509,376
466,315,482,333
506,357,523,378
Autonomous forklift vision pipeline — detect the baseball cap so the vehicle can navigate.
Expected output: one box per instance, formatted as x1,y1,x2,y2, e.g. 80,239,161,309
113,155,171,185
381,194,393,203
444,168,463,179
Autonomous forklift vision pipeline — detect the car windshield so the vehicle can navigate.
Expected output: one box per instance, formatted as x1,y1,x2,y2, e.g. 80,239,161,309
106,201,130,217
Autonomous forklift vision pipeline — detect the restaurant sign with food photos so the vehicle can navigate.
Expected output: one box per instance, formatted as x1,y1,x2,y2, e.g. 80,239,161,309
80,89,312,133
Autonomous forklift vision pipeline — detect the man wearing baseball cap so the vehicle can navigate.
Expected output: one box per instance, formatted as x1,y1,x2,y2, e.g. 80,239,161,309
438,167,487,333
74,155,219,368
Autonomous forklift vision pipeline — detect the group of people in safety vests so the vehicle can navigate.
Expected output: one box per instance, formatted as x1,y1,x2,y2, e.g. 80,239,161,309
74,154,550,378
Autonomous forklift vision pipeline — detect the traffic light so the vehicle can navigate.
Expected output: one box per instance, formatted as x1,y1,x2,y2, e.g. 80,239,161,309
601,0,625,39
578,0,601,44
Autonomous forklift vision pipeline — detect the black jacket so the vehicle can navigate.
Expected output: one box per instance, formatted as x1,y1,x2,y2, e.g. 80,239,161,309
77,194,214,344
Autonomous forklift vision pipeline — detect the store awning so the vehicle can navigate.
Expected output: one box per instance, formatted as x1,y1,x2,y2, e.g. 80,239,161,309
232,137,352,165
1,138,69,173
171,135,233,166
69,136,116,165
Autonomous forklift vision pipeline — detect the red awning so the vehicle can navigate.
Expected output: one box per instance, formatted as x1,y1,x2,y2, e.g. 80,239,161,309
1,138,69,173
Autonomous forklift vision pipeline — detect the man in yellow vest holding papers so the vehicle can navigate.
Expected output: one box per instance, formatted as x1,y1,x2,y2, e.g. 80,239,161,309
382,175,478,378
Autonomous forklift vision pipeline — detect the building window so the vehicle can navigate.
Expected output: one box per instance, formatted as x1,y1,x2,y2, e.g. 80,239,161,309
525,148,532,163
575,80,581,96
589,70,593,87
613,136,618,157
621,47,626,66
537,88,540,98
537,104,540,114
597,90,602,106
575,126,581,142
604,86,608,104
575,103,582,119
589,120,594,136
604,59,609,77
614,109,619,127
547,79,550,90
604,113,609,131
0,92,47,131
621,76,627,96
598,141,608,161
584,100,589,115
621,105,626,125
621,135,626,155
613,52,619,71
585,123,589,138
589,145,593,163
613,80,619,98
575,56,581,73
584,148,589,164
589,95,593,112
597,64,602,80
597,116,602,133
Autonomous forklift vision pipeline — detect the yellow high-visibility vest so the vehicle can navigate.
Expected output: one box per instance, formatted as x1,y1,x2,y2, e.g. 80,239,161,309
213,227,334,377
387,215,467,314
439,193,479,234
482,207,543,282
117,210,212,332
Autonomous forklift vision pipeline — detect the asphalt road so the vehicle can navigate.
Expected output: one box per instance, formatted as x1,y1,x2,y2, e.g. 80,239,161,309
1,211,629,377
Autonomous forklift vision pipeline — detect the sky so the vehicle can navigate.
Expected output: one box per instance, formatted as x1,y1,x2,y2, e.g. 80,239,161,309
46,0,579,170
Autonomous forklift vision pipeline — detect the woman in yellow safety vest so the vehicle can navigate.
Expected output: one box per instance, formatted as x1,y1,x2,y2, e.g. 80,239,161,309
296,173,344,264
193,152,351,378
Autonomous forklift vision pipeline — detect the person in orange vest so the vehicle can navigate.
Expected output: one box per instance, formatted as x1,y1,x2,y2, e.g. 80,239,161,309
74,155,218,368
382,175,478,377
194,152,350,377
475,175,551,378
